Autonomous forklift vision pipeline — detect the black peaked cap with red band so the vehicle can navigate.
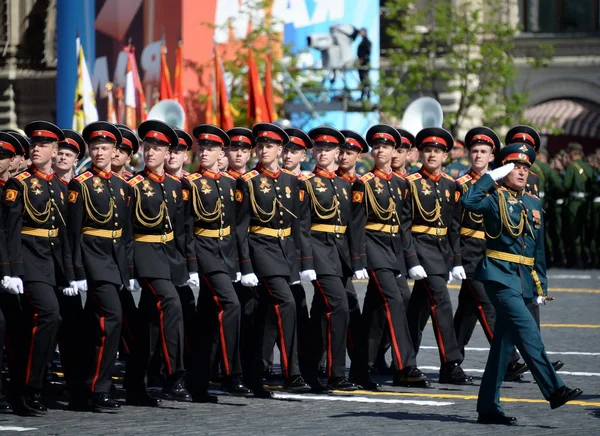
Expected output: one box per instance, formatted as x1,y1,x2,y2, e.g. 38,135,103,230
285,128,313,150
2,129,30,157
138,120,178,148
416,127,454,152
25,120,65,143
366,124,401,147
0,132,20,157
340,129,369,153
395,128,415,150
465,126,500,152
173,128,194,151
505,125,541,152
193,124,230,148
227,127,254,149
82,121,123,147
116,124,140,155
308,126,344,149
252,123,289,146
60,129,87,160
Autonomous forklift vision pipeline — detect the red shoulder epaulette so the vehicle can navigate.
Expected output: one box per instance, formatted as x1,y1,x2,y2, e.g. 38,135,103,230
242,170,259,181
456,174,472,186
298,173,314,182
166,173,181,182
281,168,295,175
14,171,31,182
75,171,93,183
359,172,374,183
406,173,422,182
220,171,235,180
442,173,455,181
185,173,201,182
112,171,125,181
128,174,145,187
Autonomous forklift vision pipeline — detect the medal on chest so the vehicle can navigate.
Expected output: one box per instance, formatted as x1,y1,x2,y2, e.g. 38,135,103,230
259,177,271,194
200,178,212,194
374,177,384,195
30,178,43,195
314,177,327,193
93,177,104,193
142,179,155,197
420,179,431,196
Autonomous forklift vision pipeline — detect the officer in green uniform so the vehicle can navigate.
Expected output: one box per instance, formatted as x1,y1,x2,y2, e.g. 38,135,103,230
444,139,470,179
586,154,600,267
548,153,568,266
462,143,582,425
564,142,594,268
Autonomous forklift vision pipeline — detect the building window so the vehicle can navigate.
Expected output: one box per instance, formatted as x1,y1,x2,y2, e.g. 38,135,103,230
522,0,600,33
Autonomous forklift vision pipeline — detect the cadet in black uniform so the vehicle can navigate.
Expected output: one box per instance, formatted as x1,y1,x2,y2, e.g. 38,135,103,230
236,123,310,397
3,121,77,415
351,125,429,389
67,121,133,412
124,120,190,406
405,127,472,385
300,126,358,391
184,124,249,400
112,124,139,180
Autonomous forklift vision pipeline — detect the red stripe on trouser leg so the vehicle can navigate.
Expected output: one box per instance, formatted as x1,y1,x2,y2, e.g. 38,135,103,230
467,280,494,341
421,279,448,363
23,290,39,386
144,279,173,375
261,279,289,379
369,270,404,370
313,279,333,378
202,275,231,376
90,292,107,392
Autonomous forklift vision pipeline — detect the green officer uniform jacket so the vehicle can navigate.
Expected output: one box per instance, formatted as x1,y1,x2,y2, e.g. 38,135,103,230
565,159,594,198
445,157,470,179
461,173,547,299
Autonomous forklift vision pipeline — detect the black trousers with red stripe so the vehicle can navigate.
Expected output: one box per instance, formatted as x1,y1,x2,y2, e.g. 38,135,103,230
308,275,350,379
454,279,520,363
118,290,138,359
233,281,257,382
125,278,185,391
345,279,361,365
84,281,123,393
252,276,300,385
359,269,416,372
407,275,462,364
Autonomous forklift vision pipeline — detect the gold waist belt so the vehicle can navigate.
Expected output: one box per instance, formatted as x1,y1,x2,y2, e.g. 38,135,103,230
460,227,485,240
365,222,399,234
412,225,447,236
134,231,174,244
194,226,231,238
249,226,291,239
21,227,59,238
486,249,534,266
311,224,347,234
82,227,123,239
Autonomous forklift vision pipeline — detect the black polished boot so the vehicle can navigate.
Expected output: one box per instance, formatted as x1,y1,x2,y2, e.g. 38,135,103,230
163,376,191,402
393,366,431,387
549,386,583,409
439,362,473,385
477,411,517,425
126,390,162,407
327,377,359,391
90,393,121,413
283,375,311,393
221,376,251,395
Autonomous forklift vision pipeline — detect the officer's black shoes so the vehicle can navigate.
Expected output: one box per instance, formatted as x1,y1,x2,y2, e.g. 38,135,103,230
549,386,583,409
263,368,279,381
252,386,274,399
393,366,431,387
307,378,333,394
23,392,47,414
163,378,192,402
126,391,162,407
221,376,251,395
439,362,473,385
90,393,121,413
349,374,379,390
552,361,565,371
477,411,517,425
11,396,44,417
190,393,219,403
505,360,528,382
328,377,359,391
283,375,311,393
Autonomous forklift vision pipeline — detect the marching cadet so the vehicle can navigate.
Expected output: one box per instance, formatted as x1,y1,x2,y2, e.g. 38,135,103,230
2,121,78,415
112,124,140,180
444,139,470,179
225,127,256,385
299,126,358,391
3,129,29,177
452,127,527,382
67,121,132,412
166,128,192,178
462,143,582,424
53,129,86,185
337,130,368,370
282,129,309,176
392,129,414,179
236,123,311,397
351,125,429,389
124,120,191,406
183,124,249,401
405,140,422,174
405,127,472,385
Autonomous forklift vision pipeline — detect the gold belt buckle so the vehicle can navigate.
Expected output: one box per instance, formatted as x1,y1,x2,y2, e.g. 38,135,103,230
334,225,340,233
518,255,525,264
161,234,168,243
219,228,224,237
278,228,284,239
112,230,119,238
435,228,441,236
49,229,58,238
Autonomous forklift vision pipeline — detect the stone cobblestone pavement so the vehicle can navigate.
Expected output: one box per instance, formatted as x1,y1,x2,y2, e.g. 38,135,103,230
0,269,598,435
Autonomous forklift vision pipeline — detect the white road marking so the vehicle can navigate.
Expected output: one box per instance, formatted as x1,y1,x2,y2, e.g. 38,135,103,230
0,427,37,432
547,274,592,279
273,392,453,406
420,346,600,356
418,366,600,377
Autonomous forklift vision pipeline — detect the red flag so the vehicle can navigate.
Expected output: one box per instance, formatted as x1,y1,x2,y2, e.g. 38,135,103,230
106,83,117,123
124,51,137,129
214,48,233,130
159,44,173,100
247,48,269,125
124,45,148,123
173,41,184,107
263,52,276,123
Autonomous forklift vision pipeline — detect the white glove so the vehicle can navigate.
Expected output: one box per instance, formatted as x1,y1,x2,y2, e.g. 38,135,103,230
63,281,78,296
187,272,200,287
75,280,88,292
533,296,546,306
300,270,317,281
5,277,22,295
488,163,515,182
451,266,466,280
233,272,242,283
241,273,259,287
128,279,141,292
408,265,428,280
1,276,11,289
447,272,453,284
353,269,369,280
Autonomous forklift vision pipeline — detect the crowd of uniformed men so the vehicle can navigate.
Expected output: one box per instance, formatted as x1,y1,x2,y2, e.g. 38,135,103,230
0,118,584,418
